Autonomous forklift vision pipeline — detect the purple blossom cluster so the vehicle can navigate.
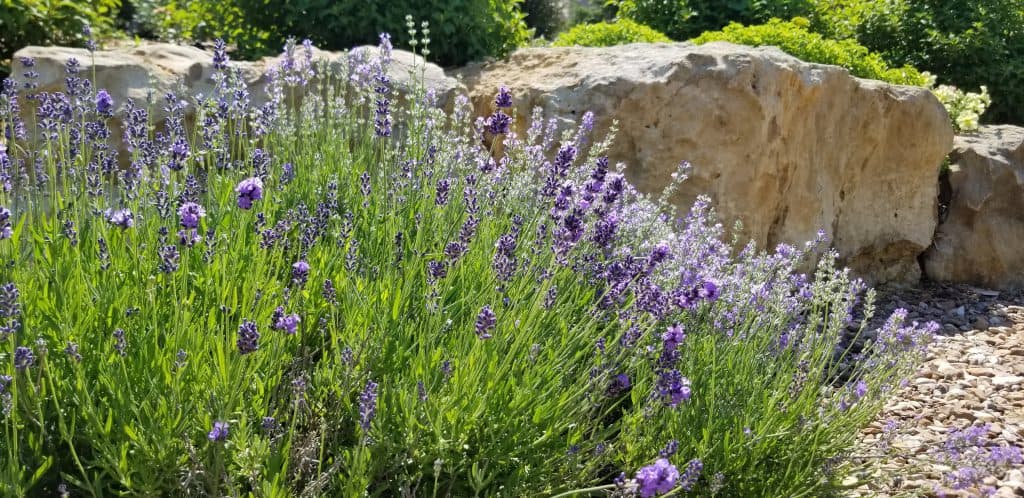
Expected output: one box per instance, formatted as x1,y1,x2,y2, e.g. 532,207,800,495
932,424,1023,493
0,32,949,497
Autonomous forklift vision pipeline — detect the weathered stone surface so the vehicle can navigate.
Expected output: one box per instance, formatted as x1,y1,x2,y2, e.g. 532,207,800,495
10,42,463,142
923,125,1024,290
12,43,261,120
459,42,954,283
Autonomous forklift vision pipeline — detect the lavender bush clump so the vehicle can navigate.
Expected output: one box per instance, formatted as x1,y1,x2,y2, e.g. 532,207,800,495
0,29,945,497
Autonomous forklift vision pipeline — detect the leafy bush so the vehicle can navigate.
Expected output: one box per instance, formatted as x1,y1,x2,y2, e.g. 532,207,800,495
158,0,531,66
931,82,991,133
617,0,813,41
523,0,567,39
0,34,961,497
553,19,671,46
809,0,1024,125
692,18,928,86
0,0,121,71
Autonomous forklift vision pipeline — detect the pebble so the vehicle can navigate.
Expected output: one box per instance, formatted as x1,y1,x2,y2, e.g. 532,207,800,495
853,282,1024,498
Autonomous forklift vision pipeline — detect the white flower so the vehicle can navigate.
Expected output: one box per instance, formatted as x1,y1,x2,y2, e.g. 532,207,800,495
956,111,979,132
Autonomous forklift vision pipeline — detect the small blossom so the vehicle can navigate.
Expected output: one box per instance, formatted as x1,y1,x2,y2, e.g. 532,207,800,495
274,311,301,334
177,202,206,229
236,177,264,209
485,111,511,135
475,305,496,339
95,89,114,116
14,346,34,370
237,319,260,354
106,208,134,230
208,421,229,442
494,86,513,108
635,458,679,497
358,379,378,433
292,260,310,286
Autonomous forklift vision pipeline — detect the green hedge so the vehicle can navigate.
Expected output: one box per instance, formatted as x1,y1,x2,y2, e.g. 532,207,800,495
810,0,1024,124
617,0,814,41
553,19,671,47
692,17,928,86
0,0,121,70
159,0,532,66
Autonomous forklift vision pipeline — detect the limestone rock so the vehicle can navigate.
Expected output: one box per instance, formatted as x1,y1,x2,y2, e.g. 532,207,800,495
10,41,463,149
459,42,954,283
923,125,1024,290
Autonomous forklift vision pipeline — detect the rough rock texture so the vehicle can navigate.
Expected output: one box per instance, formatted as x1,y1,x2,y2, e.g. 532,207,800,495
10,42,463,146
923,125,1024,290
459,42,954,283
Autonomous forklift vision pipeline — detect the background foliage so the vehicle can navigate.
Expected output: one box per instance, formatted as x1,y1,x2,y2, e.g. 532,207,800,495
617,0,813,41
692,17,928,86
158,0,531,66
809,0,1024,124
0,0,121,74
554,18,671,47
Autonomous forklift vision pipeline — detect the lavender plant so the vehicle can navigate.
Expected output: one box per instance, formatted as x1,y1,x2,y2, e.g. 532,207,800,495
0,30,941,497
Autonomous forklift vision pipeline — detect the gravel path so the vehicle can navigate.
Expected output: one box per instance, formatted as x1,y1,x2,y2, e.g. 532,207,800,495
853,283,1024,497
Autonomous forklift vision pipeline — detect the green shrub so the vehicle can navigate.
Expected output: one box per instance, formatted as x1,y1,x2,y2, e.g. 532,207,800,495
553,18,671,46
0,0,121,70
0,33,959,497
617,0,813,41
158,0,532,66
523,0,566,39
810,0,1024,124
931,82,991,133
692,18,928,86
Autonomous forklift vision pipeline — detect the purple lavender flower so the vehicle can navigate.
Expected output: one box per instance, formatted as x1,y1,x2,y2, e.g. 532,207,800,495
95,89,114,116
237,319,260,354
274,312,301,335
698,280,720,302
13,346,34,370
427,260,448,280
0,207,12,240
169,137,190,170
64,342,82,362
659,440,679,458
112,328,127,356
208,420,229,442
177,229,201,247
322,279,338,305
854,380,868,400
158,244,180,273
212,39,229,70
678,459,703,492
634,458,679,497
607,373,631,396
261,416,277,432
662,324,686,350
475,305,496,339
435,178,451,206
177,202,206,229
292,260,310,286
235,177,264,209
486,111,511,135
417,380,427,402
358,379,378,433
106,208,134,230
657,370,692,408
494,86,513,108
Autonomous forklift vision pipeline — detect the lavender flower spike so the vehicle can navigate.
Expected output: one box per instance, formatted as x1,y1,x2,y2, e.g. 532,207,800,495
475,305,496,339
634,458,679,497
208,420,229,442
236,177,264,210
